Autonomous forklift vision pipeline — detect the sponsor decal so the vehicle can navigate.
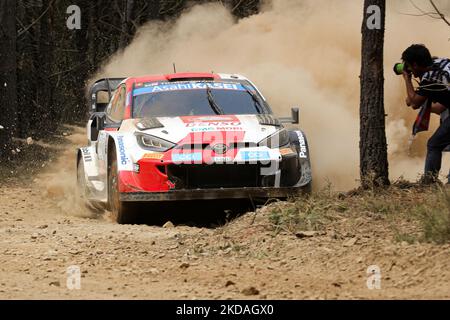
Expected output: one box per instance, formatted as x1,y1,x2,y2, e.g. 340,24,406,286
279,147,295,156
212,156,233,163
143,153,164,160
117,136,129,165
172,152,202,162
167,180,175,189
182,115,242,131
296,131,308,158
134,82,246,96
241,151,270,161
185,120,243,132
189,126,243,132
189,127,215,132
186,122,241,127
81,147,92,162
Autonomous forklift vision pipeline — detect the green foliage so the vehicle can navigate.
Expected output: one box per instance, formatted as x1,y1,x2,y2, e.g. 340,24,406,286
268,192,335,234
416,188,450,244
267,184,450,244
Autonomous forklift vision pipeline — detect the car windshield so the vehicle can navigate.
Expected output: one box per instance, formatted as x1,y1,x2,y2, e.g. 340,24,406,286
132,81,268,118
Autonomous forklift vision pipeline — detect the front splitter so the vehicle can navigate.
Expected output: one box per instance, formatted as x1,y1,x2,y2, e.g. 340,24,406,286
120,186,310,202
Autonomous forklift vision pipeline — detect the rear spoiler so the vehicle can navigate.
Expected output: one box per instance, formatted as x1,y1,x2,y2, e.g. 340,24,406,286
88,77,126,114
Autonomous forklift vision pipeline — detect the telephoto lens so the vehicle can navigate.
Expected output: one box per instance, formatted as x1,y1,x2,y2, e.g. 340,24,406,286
393,63,405,75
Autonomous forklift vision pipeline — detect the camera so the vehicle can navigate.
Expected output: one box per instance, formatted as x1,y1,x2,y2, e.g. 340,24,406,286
393,62,411,75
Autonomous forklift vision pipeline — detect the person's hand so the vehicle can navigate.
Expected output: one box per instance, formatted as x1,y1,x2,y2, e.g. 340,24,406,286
405,97,412,107
402,70,412,81
431,102,446,115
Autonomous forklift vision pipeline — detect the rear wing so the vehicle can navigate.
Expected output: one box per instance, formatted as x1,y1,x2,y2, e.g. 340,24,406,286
88,78,126,114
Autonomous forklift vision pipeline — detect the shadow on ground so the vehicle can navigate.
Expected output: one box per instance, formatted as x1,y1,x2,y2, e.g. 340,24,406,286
128,199,261,228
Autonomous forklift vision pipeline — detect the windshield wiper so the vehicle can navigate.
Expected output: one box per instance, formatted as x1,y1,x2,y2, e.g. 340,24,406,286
242,85,264,114
206,86,224,115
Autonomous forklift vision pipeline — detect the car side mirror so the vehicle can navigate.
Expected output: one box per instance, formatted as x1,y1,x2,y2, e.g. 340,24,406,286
90,112,105,142
97,113,105,131
279,107,299,124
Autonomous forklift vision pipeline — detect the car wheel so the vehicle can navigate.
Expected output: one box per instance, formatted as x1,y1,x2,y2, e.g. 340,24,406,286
108,148,137,224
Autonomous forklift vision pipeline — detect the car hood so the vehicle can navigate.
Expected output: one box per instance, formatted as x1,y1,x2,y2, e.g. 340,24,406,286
123,114,283,145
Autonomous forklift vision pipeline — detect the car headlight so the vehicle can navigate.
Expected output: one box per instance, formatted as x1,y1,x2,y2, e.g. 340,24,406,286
135,133,175,152
258,129,290,149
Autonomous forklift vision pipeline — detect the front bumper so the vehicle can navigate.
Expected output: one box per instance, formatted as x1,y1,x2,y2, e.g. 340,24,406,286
120,185,310,202
119,145,313,199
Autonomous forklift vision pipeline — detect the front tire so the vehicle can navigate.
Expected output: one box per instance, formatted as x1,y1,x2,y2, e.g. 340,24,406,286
108,148,137,224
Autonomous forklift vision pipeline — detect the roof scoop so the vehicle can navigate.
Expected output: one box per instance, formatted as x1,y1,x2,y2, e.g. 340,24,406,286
166,72,216,82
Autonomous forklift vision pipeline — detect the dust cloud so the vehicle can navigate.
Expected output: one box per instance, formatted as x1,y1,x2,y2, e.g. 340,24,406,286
35,126,94,218
94,0,450,190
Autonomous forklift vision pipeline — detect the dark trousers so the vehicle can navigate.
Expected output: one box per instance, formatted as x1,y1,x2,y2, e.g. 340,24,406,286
425,116,450,182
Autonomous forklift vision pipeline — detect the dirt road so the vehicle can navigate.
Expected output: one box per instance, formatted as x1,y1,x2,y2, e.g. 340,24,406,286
0,129,449,299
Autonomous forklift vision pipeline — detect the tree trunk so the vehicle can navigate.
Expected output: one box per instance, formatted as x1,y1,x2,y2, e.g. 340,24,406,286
360,0,389,187
119,0,135,49
0,0,17,159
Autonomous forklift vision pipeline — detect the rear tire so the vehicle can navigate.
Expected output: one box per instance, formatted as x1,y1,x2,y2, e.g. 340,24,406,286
108,147,137,224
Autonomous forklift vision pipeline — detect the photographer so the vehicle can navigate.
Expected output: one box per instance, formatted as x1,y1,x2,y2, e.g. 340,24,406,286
401,44,450,185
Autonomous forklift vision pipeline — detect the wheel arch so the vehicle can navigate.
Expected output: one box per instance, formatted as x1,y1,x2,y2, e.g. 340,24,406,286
106,136,117,208
288,129,312,190
76,149,82,171
107,136,117,169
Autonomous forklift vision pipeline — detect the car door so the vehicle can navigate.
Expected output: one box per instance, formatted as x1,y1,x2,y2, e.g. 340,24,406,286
97,85,127,182
96,87,120,164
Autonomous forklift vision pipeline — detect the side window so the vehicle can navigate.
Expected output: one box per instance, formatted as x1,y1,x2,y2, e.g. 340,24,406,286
110,85,126,122
105,90,118,117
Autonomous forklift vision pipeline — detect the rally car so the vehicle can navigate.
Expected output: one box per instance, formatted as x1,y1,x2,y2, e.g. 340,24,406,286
77,73,312,223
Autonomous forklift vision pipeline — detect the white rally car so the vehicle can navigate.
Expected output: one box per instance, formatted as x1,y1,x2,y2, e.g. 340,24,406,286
77,73,312,223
